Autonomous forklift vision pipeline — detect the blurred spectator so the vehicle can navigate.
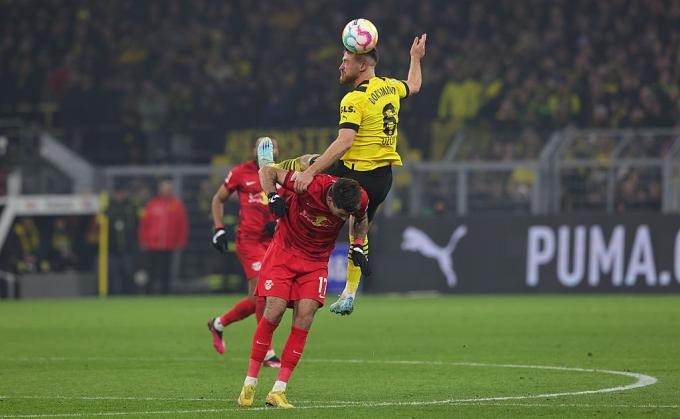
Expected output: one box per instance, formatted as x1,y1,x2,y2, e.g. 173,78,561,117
107,187,140,294
615,169,662,213
79,215,99,271
136,80,169,164
4,217,50,274
48,217,78,271
138,179,188,294
426,195,451,217
437,64,483,126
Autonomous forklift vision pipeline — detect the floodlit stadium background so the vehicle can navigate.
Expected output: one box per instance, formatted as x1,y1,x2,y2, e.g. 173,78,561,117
3,0,680,295
0,2,679,416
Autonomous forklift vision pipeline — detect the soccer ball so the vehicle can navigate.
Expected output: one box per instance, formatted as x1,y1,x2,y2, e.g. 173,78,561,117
342,18,379,54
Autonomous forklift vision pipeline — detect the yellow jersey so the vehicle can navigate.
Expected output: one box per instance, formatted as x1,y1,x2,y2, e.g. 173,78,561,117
338,76,409,171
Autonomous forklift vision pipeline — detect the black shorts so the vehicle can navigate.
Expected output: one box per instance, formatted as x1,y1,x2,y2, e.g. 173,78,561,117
324,160,392,222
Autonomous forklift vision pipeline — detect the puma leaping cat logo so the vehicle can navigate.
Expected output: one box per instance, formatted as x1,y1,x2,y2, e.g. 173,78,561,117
401,225,468,287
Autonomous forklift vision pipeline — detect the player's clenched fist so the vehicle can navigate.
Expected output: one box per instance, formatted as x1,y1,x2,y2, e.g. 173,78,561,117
350,244,371,276
212,227,228,253
267,193,287,217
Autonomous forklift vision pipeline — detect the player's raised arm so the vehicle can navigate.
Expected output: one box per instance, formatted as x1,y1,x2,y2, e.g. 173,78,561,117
293,129,356,193
406,33,427,95
259,165,290,217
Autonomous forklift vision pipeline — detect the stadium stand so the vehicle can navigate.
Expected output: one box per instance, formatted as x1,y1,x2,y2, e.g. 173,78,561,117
2,0,680,289
2,0,680,164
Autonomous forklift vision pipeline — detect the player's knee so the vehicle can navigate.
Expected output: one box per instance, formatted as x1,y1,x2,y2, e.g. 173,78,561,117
292,313,314,330
292,303,319,329
264,310,284,324
263,298,287,323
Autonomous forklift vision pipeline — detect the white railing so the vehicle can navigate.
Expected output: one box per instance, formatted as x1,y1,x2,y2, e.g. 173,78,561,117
387,128,680,216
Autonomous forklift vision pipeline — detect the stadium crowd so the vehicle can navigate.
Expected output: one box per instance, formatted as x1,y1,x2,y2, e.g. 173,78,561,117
1,0,676,279
2,0,680,164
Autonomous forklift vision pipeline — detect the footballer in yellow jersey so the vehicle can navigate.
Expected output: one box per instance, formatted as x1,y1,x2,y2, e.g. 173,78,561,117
276,34,428,316
336,76,409,171
294,33,427,218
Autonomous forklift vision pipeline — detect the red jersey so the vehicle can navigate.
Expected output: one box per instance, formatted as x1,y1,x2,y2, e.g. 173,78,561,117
138,196,189,250
274,172,369,260
224,160,274,242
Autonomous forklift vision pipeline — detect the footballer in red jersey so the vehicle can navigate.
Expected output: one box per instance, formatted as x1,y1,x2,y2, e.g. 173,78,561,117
206,137,281,367
237,165,370,408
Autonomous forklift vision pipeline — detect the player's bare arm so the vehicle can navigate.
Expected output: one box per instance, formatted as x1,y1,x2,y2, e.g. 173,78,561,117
348,212,371,276
293,129,356,193
349,213,368,244
299,154,320,171
406,33,427,95
259,165,290,218
211,184,233,253
258,165,290,195
211,185,232,228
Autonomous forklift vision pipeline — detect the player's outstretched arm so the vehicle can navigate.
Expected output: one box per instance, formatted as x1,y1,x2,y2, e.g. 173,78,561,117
406,33,427,95
294,129,356,193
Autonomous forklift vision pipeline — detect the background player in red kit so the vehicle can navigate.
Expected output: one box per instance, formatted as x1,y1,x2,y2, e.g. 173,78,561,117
237,166,370,408
207,137,281,367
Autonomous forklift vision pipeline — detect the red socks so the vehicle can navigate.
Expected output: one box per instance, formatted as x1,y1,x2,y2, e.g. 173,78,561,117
219,297,256,327
247,318,279,378
277,327,309,383
246,321,310,382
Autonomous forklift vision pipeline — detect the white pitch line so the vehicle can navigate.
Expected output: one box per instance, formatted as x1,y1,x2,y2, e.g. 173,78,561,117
0,359,661,417
0,357,211,363
444,402,679,409
0,395,228,402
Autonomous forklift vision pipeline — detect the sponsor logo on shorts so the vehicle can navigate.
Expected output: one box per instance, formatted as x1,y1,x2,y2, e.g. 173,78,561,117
252,261,262,271
264,279,273,290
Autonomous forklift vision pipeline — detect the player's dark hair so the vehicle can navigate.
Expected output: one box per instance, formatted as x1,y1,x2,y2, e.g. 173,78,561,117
330,178,361,214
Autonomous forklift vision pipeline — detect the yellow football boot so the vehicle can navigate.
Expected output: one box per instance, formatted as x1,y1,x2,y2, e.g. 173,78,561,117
237,384,256,407
265,391,294,408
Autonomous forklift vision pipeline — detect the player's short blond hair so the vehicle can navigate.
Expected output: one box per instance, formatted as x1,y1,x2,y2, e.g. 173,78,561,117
345,48,378,65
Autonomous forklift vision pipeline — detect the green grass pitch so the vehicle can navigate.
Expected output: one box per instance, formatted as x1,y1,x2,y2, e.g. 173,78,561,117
0,295,678,418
